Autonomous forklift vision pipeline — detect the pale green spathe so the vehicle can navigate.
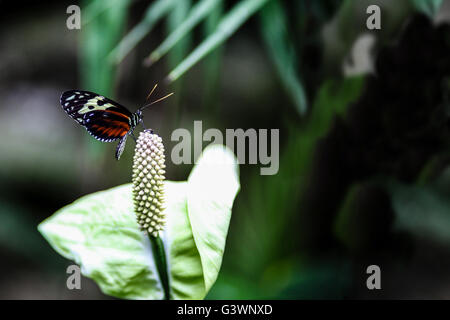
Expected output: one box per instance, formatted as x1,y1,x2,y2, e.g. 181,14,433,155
187,145,240,293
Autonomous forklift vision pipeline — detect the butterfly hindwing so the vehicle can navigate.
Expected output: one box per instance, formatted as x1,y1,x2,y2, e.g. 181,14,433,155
83,110,131,142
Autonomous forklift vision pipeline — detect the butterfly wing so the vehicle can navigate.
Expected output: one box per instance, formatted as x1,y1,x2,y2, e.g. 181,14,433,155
61,90,133,142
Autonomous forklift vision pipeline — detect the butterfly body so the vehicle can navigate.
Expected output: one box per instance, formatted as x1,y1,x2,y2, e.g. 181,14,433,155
60,90,143,160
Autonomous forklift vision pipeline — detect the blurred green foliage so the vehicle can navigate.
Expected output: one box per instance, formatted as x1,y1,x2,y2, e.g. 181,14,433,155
411,0,443,16
109,0,176,64
165,0,192,124
389,169,450,245
260,0,307,116
214,77,364,299
81,0,131,96
80,0,131,161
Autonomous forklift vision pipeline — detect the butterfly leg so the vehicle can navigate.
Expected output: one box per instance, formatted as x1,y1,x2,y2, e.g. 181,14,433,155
115,134,128,160
131,132,137,143
140,119,147,130
140,119,153,133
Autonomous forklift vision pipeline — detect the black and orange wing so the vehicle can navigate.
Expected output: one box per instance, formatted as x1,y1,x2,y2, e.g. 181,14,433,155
83,110,131,142
60,90,133,142
60,90,135,160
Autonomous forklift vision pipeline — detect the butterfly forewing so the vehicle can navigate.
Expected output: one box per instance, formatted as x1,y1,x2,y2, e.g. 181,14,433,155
61,90,134,142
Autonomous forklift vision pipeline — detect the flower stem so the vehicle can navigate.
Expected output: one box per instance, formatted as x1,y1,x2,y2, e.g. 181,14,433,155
150,235,170,300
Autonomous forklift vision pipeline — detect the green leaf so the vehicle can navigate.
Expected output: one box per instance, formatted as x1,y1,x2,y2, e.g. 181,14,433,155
165,0,193,69
38,184,164,300
82,0,132,26
163,0,193,126
164,181,205,299
411,0,443,16
81,0,130,95
146,0,222,66
38,145,240,299
167,0,270,82
109,0,176,64
260,0,307,116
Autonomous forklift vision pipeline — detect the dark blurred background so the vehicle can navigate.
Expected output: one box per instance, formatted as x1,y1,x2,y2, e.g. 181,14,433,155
2,0,450,299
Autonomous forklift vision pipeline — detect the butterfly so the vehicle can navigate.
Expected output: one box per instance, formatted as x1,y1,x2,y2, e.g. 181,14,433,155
60,84,172,160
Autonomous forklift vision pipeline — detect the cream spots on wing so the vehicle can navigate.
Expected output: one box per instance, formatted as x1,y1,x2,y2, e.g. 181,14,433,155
78,97,112,114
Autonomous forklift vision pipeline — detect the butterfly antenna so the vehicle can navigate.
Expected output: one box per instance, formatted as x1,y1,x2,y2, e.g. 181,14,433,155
146,84,158,101
139,92,174,111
